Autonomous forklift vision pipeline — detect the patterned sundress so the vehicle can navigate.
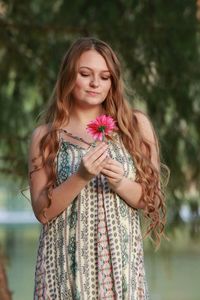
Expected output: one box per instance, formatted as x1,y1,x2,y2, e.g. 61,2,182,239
33,129,149,300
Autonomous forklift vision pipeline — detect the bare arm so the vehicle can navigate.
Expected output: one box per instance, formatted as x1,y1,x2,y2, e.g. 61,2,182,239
101,111,159,209
28,125,108,224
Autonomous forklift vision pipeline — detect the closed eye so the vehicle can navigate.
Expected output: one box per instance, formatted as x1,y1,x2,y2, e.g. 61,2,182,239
79,72,111,80
80,73,90,77
101,76,110,80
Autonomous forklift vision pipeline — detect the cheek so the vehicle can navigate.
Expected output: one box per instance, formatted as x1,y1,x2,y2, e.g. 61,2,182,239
72,77,88,98
75,72,92,88
103,81,112,95
72,83,82,99
74,77,85,90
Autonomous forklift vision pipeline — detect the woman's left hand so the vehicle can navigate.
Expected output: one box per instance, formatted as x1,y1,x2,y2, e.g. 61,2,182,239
101,158,124,190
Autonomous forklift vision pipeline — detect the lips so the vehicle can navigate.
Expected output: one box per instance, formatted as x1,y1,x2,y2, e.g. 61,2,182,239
86,91,100,96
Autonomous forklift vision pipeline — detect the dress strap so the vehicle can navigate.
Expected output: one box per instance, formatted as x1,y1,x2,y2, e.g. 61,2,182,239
59,128,94,147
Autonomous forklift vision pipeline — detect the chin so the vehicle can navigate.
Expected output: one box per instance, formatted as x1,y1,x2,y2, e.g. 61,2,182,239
82,99,105,106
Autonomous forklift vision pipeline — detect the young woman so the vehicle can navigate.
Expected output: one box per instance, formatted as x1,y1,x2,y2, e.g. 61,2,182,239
29,37,166,299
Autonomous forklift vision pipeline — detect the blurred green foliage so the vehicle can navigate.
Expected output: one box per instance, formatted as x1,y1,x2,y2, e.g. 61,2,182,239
0,0,199,228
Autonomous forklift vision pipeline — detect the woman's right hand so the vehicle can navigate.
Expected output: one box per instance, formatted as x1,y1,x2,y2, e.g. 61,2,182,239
77,142,109,181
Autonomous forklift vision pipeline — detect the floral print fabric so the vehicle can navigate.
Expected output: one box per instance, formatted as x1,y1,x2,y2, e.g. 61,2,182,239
33,132,149,299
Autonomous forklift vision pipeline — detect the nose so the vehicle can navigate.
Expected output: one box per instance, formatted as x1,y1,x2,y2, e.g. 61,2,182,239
89,76,99,88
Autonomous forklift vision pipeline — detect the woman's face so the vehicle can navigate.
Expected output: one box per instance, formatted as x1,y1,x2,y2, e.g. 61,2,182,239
72,50,111,108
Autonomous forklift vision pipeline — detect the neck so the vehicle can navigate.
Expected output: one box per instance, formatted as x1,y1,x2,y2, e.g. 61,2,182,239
69,105,105,126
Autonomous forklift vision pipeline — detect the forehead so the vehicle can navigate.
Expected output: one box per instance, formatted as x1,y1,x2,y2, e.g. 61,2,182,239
77,50,109,71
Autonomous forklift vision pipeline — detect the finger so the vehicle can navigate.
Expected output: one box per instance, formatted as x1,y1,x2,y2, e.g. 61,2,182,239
101,168,122,178
102,164,123,175
103,158,122,170
88,141,107,153
93,152,109,170
106,158,122,168
86,142,108,160
101,169,117,179
92,149,109,164
81,152,108,177
85,144,108,164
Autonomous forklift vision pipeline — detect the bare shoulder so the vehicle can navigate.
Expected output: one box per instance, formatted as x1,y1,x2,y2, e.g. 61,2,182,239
31,124,49,143
28,124,50,170
29,124,50,158
133,110,156,143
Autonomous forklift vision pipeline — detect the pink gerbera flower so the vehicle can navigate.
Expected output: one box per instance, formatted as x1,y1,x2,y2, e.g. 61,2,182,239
86,115,117,141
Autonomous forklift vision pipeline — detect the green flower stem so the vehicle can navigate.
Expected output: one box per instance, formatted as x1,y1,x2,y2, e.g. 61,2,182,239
102,132,105,142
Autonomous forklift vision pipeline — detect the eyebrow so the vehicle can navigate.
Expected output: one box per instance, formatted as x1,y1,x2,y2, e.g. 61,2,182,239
79,66,110,73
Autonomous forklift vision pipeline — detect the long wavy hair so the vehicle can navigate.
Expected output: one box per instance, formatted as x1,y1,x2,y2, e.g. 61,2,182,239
31,37,169,247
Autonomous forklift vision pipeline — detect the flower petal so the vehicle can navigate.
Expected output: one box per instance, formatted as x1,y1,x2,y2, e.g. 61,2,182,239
86,114,117,140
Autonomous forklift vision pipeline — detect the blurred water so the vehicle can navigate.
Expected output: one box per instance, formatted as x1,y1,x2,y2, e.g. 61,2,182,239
0,224,200,300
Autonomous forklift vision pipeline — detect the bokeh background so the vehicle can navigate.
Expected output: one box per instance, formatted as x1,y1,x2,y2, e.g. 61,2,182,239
0,1,200,299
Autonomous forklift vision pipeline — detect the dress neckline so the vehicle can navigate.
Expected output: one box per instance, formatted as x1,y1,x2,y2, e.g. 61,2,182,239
59,128,94,147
